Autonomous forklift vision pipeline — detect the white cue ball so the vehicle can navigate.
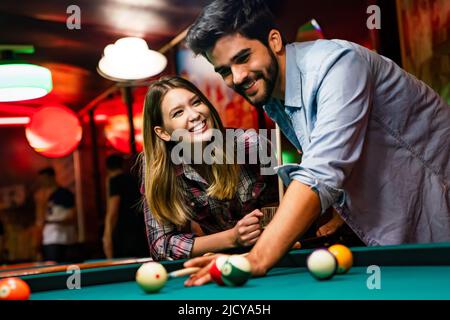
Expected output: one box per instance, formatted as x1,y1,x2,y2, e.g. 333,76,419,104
306,249,337,280
136,262,168,293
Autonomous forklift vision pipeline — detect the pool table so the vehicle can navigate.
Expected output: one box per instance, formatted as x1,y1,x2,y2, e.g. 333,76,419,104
3,242,450,300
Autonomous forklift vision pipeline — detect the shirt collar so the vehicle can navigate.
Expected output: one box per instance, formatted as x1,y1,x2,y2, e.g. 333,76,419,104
284,43,303,108
263,97,283,120
175,163,208,185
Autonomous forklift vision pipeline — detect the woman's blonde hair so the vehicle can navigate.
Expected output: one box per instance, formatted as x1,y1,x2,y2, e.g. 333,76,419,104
142,76,240,227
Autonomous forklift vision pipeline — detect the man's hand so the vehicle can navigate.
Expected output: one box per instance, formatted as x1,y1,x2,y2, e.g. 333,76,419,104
316,209,344,237
183,252,268,287
183,254,227,287
233,209,263,247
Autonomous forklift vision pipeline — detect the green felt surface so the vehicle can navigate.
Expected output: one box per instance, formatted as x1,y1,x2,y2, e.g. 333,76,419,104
30,265,450,300
17,243,450,300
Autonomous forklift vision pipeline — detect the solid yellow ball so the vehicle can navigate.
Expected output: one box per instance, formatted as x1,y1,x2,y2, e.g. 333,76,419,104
328,244,353,274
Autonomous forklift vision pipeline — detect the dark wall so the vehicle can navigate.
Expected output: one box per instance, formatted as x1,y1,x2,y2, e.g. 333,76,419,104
272,0,375,46
0,127,52,187
268,0,401,63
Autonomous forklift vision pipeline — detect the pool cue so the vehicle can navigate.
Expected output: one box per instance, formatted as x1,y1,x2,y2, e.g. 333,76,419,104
169,267,200,278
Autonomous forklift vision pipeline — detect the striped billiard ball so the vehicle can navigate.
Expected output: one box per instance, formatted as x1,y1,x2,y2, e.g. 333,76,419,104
209,255,229,286
220,255,252,287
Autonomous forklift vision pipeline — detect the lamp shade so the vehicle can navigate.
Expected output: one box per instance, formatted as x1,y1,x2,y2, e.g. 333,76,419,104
0,64,52,102
98,37,167,81
104,113,143,154
25,105,82,158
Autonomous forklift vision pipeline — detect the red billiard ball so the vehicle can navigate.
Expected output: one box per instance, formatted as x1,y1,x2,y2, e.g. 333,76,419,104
209,255,228,286
0,277,31,300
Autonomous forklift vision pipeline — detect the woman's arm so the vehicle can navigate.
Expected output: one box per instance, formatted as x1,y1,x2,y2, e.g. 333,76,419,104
144,200,196,260
190,209,263,257
144,198,264,260
190,229,235,256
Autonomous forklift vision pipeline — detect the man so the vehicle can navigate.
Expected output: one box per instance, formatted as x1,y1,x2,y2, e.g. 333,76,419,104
182,0,450,285
102,154,148,259
34,167,77,263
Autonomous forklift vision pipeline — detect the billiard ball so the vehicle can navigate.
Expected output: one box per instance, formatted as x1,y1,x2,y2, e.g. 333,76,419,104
306,248,337,280
220,255,252,287
328,244,353,274
136,262,168,293
0,277,31,300
209,255,228,286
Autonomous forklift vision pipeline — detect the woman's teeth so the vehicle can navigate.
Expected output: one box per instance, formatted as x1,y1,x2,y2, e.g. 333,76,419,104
190,121,206,132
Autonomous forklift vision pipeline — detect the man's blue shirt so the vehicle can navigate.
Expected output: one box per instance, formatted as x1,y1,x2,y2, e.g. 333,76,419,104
264,39,450,245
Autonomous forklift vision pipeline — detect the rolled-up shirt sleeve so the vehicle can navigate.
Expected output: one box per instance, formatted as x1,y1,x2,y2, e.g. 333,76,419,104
143,198,195,260
277,49,373,213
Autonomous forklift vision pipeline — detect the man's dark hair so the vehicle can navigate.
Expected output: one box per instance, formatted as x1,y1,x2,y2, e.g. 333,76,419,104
186,0,283,57
38,167,55,177
106,154,124,170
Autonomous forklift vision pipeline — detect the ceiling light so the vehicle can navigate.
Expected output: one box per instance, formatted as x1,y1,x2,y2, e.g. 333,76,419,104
0,116,30,126
0,45,53,102
0,64,53,102
98,37,167,81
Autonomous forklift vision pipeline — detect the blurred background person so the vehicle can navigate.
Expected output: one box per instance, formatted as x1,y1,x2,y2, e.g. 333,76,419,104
102,154,148,259
34,167,77,263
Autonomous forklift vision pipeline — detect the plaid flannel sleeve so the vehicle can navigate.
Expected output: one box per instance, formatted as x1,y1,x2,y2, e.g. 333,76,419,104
143,199,195,261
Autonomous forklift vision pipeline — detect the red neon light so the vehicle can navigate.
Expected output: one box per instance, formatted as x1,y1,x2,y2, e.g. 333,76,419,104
0,117,30,126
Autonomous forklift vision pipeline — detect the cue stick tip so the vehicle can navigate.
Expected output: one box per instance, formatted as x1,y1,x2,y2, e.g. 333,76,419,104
168,267,201,278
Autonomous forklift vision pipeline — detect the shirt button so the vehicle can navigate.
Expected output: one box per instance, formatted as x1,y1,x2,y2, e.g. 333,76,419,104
190,202,195,206
252,192,256,197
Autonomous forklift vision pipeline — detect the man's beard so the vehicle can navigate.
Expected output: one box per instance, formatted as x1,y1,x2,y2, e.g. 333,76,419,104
234,50,279,108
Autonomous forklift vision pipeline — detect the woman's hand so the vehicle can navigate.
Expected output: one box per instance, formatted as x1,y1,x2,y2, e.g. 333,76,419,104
233,209,263,247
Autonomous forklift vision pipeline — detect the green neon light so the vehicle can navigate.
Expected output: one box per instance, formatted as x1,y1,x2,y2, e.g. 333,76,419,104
0,63,52,101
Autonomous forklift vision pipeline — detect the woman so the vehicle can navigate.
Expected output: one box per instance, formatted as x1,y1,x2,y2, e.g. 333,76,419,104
141,76,278,260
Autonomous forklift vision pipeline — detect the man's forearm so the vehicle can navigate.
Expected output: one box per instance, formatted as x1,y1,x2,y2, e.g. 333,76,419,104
246,180,321,275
